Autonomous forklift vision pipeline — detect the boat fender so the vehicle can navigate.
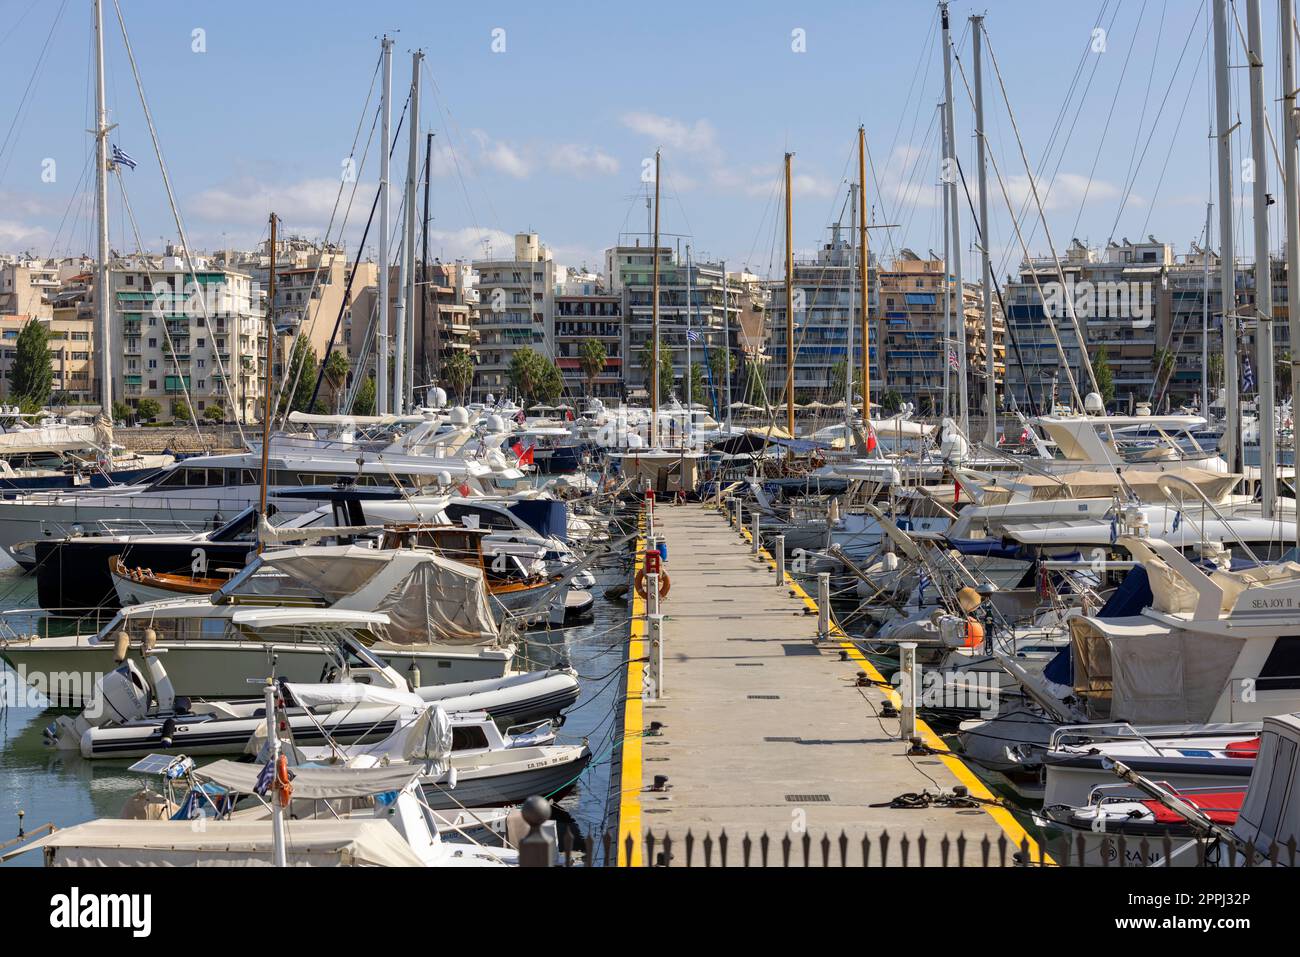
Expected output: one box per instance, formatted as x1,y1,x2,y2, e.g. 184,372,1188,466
142,627,158,654
634,567,671,600
159,717,177,748
113,629,130,663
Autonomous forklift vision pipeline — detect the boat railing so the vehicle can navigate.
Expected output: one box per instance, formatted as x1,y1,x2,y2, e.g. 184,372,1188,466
1083,781,1249,806
0,607,117,645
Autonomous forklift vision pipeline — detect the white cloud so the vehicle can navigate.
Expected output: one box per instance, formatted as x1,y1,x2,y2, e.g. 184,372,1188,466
547,144,619,177
621,112,722,163
478,137,530,179
190,176,369,229
0,219,52,251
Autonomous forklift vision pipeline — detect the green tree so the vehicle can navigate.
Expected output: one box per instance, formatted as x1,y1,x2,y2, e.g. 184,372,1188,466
203,401,226,422
637,337,674,402
322,349,349,410
1208,353,1224,394
830,357,849,399
278,337,319,418
508,347,563,407
708,347,732,404
578,338,607,392
880,388,903,414
135,398,161,423
688,362,707,406
10,319,52,411
1092,344,1116,405
442,350,475,403
353,375,377,416
170,398,192,423
740,359,765,405
1151,346,1175,403
111,400,132,424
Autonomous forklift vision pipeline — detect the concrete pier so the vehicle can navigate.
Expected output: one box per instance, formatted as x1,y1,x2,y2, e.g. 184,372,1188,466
614,501,1048,866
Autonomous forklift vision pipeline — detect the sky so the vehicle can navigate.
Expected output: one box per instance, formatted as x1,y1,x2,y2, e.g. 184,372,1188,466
0,0,1283,284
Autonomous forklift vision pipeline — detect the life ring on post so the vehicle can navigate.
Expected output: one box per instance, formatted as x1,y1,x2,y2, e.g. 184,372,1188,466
275,754,294,807
635,566,671,601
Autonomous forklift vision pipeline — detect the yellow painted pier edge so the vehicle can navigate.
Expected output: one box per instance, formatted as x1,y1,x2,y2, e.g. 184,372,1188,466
615,510,648,866
735,505,1056,866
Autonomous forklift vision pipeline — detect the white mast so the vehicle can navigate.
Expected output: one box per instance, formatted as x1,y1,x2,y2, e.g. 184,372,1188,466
685,244,692,447
972,15,997,442
1202,202,1212,419
940,100,952,420
1282,0,1300,539
1212,0,1241,475
93,0,112,419
940,2,968,435
395,50,422,414
723,258,732,432
377,36,392,415
1245,0,1277,515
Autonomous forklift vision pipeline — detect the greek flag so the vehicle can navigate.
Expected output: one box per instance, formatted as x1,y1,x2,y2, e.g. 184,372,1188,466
1242,353,1256,393
686,328,700,343
111,144,137,170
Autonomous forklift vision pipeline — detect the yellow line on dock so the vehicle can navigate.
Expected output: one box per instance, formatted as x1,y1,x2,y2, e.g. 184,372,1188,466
736,509,1055,865
616,511,647,867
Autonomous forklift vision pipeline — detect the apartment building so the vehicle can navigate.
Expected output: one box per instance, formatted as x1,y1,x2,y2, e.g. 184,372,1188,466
554,280,624,399
471,233,556,401
112,256,266,423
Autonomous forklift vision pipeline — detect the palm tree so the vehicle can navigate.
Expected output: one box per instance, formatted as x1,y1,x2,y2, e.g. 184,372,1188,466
578,338,607,393
442,350,475,403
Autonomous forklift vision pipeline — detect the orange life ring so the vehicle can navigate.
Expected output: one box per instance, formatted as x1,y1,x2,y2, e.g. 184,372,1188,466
963,617,985,649
635,567,671,601
275,753,293,807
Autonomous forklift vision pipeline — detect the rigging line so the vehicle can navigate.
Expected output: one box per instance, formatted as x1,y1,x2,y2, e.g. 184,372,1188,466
952,26,1089,407
0,0,68,186
978,25,1104,400
1139,33,1210,239
1118,0,1169,218
1106,0,1206,244
113,167,204,438
1061,0,1148,246
273,56,382,426
421,60,500,241
42,150,92,264
999,0,1119,267
882,7,938,186
110,0,245,443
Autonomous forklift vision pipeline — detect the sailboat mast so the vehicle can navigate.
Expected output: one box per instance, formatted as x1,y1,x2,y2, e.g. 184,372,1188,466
397,50,422,414
1212,0,1241,474
784,152,795,439
377,36,392,416
651,149,661,448
258,212,277,553
1202,201,1212,420
847,182,858,417
940,2,968,434
685,244,693,447
1281,0,1300,541
972,15,996,443
723,258,732,432
940,101,952,420
93,0,111,420
858,126,871,430
1245,0,1277,515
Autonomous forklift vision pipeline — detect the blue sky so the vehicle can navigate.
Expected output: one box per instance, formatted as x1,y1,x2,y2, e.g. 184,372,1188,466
0,0,1278,282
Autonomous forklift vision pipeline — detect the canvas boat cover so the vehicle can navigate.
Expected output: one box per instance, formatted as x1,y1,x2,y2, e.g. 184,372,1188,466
261,545,498,645
0,424,104,454
283,682,425,711
193,758,425,799
6,818,423,867
976,466,1239,504
1069,616,1244,723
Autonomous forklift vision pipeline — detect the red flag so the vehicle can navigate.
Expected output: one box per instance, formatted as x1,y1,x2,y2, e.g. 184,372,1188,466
953,475,962,505
565,409,574,422
457,482,471,497
866,427,877,453
511,441,524,458
512,442,534,466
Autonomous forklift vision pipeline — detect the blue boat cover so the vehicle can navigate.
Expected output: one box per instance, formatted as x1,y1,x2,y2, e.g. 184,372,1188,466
507,499,568,542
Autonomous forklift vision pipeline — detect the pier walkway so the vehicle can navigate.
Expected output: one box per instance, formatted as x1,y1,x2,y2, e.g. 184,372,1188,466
614,500,1047,866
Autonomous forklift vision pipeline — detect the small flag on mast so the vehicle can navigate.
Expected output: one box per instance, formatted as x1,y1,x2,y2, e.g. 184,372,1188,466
111,145,137,170
1242,353,1256,393
947,347,959,371
686,328,700,343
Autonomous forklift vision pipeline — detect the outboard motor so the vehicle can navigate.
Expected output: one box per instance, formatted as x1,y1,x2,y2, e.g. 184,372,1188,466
46,659,152,750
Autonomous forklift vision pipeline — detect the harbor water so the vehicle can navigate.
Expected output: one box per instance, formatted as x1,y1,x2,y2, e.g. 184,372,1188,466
0,552,632,866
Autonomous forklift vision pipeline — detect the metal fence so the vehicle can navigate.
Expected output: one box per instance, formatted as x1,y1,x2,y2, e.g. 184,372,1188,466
528,824,1300,867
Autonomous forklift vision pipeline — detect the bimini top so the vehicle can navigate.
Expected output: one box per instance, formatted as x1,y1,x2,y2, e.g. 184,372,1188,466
229,608,392,630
